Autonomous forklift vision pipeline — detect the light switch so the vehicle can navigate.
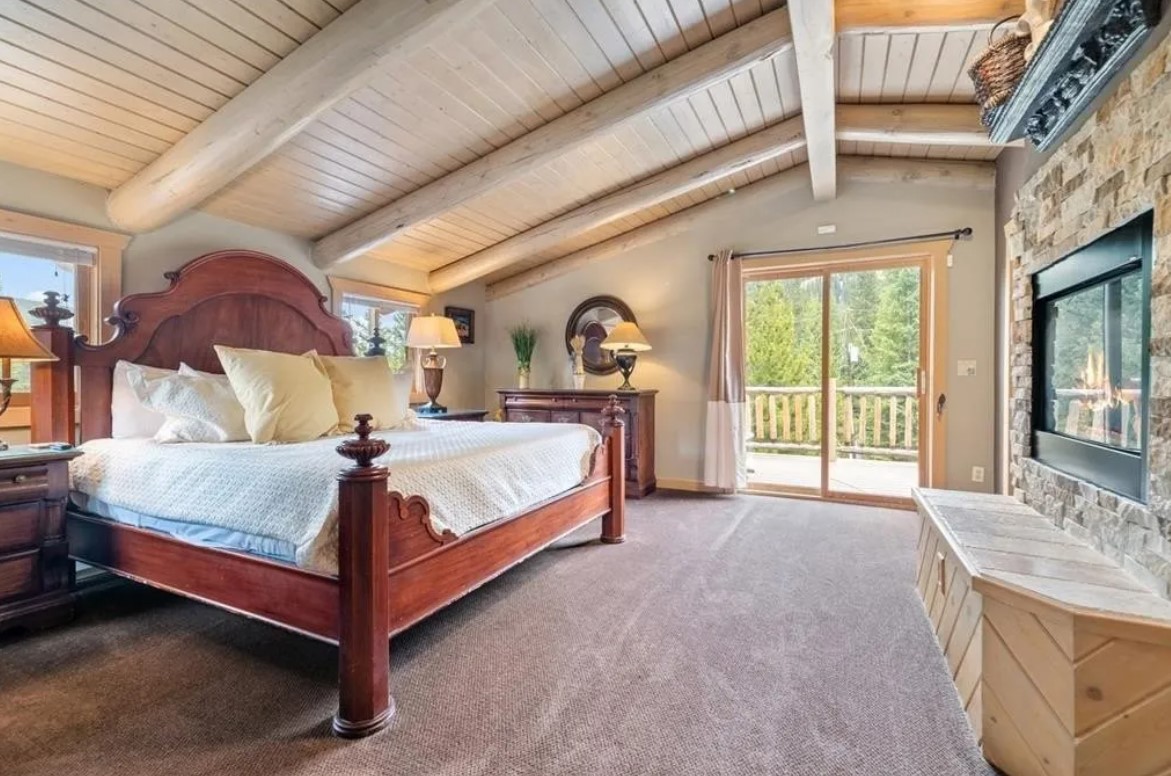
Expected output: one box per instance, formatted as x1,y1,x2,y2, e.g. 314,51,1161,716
957,359,977,377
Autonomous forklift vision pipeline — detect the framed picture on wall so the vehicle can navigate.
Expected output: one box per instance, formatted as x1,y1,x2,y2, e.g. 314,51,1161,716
445,306,475,344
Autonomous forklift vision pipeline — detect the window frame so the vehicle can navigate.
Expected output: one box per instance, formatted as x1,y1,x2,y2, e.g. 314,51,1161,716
0,208,128,431
328,277,429,403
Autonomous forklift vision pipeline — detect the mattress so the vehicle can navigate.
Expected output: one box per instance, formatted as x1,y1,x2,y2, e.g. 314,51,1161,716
70,419,601,573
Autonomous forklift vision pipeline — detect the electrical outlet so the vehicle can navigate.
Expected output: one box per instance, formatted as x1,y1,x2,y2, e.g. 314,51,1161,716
817,224,836,235
957,359,977,377
971,466,985,484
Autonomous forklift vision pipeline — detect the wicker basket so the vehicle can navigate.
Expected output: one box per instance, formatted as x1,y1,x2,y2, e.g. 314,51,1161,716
969,17,1029,115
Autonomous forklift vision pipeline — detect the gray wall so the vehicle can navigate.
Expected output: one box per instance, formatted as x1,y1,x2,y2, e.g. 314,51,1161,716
483,174,997,490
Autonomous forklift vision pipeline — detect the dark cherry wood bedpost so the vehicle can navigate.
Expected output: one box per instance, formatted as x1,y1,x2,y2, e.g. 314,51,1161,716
333,415,394,739
600,395,626,544
28,292,76,445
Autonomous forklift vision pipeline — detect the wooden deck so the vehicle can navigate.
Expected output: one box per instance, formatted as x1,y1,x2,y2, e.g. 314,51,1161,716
746,452,919,498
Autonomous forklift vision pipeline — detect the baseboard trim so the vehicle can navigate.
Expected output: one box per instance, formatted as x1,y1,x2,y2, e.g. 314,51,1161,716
656,478,724,494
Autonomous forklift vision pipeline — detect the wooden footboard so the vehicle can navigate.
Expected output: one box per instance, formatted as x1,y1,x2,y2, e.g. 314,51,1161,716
333,402,626,736
66,403,628,739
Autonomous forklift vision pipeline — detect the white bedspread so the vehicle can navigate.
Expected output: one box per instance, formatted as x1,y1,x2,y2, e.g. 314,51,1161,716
70,420,601,573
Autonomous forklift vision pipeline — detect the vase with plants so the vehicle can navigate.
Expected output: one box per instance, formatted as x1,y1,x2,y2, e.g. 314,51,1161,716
510,324,538,389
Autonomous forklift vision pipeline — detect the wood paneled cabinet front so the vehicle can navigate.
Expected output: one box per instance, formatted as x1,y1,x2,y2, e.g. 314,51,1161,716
0,448,80,634
498,389,656,498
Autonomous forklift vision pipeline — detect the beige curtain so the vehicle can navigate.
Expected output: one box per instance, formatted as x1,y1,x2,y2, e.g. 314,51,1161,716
703,248,747,492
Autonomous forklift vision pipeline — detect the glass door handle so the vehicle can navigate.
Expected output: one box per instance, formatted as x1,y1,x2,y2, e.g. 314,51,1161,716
936,393,947,418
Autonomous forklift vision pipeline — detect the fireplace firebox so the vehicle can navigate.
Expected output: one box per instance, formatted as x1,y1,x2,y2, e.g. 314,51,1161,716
1032,211,1153,501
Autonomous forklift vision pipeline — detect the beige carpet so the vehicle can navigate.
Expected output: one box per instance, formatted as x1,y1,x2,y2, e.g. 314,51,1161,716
1,493,993,775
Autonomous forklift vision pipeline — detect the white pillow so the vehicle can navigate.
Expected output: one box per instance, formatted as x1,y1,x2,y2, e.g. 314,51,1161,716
126,368,248,444
112,361,174,438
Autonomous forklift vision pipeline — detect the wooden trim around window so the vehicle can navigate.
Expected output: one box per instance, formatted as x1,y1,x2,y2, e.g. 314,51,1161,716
327,276,429,315
0,208,128,430
0,207,129,344
739,238,952,503
327,276,431,403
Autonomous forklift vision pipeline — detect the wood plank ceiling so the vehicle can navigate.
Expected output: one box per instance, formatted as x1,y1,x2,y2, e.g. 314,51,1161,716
0,0,1010,288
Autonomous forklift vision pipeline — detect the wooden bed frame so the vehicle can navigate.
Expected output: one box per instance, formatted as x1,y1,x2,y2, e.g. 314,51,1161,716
29,250,627,738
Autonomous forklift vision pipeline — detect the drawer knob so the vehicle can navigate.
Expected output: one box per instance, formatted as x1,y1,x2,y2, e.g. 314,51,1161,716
12,474,28,484
936,552,947,597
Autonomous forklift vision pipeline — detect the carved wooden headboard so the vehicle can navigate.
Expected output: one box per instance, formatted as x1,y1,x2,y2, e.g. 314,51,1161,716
57,250,352,441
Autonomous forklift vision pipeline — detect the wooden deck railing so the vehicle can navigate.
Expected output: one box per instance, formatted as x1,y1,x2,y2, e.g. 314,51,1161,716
746,383,918,460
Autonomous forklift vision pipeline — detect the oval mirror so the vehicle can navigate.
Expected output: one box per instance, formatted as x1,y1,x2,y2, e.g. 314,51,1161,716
565,296,636,376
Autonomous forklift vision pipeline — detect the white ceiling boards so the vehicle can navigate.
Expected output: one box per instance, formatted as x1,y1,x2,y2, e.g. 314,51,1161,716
0,0,1020,289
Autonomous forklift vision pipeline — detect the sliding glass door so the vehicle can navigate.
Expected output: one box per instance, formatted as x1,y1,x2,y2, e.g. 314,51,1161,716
742,273,824,495
743,252,941,506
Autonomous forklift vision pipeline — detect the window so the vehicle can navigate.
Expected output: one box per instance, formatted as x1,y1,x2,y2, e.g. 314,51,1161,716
339,295,415,372
0,208,128,431
328,278,429,396
0,249,78,393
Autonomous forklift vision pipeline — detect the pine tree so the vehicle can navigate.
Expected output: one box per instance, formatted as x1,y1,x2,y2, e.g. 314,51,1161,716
867,267,921,387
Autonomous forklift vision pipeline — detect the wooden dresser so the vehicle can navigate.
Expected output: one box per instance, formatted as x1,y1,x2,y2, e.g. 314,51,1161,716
498,389,656,497
0,446,80,634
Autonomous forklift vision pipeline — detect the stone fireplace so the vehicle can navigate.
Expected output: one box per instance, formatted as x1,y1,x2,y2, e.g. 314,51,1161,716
1007,30,1171,598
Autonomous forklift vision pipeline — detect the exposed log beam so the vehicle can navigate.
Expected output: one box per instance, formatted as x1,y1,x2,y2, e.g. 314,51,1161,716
429,118,805,293
313,9,794,268
106,0,487,233
836,0,1025,31
485,169,810,300
837,104,1005,146
838,156,996,190
486,158,995,299
789,0,837,201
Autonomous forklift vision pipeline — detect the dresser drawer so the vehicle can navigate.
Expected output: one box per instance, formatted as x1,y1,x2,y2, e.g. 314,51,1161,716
0,550,37,599
507,409,551,423
0,466,48,501
0,501,41,553
550,410,580,424
581,411,634,457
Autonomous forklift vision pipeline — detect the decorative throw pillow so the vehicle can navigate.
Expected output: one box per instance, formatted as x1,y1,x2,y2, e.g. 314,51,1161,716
314,354,410,432
112,361,174,438
126,368,248,443
214,345,337,443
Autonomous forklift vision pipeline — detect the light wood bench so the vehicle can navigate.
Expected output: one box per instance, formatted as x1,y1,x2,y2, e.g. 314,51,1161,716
913,488,1171,776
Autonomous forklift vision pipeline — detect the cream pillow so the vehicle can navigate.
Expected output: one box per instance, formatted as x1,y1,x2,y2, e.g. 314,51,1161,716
315,354,409,432
214,345,337,443
126,368,248,443
112,361,175,438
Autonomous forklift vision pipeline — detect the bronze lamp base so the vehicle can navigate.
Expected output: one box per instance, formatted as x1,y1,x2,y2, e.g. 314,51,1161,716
419,362,446,414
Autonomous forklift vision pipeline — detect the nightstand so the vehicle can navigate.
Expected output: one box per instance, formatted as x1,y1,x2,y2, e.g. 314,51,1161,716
415,408,489,422
0,446,81,634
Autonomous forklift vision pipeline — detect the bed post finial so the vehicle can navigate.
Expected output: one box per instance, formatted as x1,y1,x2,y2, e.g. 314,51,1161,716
601,395,625,437
28,291,76,445
337,414,389,468
600,395,627,544
333,413,394,738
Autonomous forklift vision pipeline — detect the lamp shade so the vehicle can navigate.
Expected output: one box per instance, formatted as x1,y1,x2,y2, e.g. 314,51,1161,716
407,314,461,349
0,297,56,361
600,321,651,352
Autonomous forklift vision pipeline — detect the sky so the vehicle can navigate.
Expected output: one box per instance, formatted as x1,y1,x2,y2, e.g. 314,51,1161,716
0,253,75,309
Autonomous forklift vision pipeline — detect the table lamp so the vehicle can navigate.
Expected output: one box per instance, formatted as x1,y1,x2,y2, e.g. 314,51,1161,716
0,296,58,450
407,314,461,414
600,321,651,391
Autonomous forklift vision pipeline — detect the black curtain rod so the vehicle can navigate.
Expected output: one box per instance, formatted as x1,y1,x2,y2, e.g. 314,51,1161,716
706,227,973,261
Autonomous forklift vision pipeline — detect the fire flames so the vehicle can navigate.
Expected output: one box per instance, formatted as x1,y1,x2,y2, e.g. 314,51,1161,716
1076,349,1123,411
